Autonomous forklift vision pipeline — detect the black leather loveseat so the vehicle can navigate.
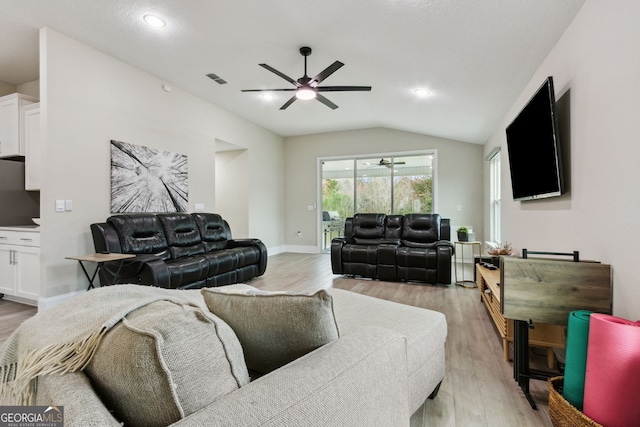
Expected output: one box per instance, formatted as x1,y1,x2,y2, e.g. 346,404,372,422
331,213,454,285
90,212,267,289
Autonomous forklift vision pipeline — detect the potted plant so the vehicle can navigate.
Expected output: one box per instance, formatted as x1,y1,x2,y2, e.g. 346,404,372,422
456,226,469,242
486,241,513,267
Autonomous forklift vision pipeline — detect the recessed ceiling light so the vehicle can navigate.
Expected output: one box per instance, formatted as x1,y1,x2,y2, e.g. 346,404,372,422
143,14,166,28
414,88,432,97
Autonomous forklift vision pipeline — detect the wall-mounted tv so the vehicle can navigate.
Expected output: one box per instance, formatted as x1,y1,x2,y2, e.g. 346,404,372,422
506,76,564,201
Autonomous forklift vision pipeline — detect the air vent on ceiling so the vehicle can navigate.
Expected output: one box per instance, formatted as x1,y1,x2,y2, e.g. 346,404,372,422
206,73,228,85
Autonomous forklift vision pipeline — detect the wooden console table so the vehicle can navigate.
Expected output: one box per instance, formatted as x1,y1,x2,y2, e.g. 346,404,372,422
476,263,565,369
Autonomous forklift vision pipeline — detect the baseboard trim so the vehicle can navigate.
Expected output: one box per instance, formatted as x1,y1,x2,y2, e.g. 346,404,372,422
267,245,285,256
38,290,84,311
283,245,320,254
1,294,37,307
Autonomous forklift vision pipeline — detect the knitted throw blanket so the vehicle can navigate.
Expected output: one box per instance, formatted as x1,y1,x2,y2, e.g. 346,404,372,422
0,285,207,405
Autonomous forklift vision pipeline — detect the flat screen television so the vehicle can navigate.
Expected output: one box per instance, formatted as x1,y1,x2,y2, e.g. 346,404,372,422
506,76,564,201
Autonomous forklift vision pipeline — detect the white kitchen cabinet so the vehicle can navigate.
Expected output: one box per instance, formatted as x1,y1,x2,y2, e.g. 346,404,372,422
0,227,40,301
22,103,41,190
0,245,17,295
0,93,39,158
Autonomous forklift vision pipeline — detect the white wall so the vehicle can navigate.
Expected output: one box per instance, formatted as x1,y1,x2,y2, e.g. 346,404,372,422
16,80,39,98
0,80,40,98
483,1,640,320
215,148,249,237
0,81,16,96
285,127,483,251
39,28,284,300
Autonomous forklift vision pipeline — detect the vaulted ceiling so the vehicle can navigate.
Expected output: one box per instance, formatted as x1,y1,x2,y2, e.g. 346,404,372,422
1,0,584,143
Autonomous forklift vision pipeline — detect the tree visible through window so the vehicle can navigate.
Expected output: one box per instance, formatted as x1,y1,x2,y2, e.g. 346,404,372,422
322,153,434,218
322,178,353,218
394,175,433,214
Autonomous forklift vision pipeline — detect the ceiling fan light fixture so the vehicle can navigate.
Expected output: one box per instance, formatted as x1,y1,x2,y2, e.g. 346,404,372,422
295,88,317,100
414,87,432,97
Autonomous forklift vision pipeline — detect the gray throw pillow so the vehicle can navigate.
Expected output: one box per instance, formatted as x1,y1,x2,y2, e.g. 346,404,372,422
84,300,249,427
201,286,340,374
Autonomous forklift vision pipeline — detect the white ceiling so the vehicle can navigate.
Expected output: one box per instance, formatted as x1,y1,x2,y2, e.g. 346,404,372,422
1,0,584,144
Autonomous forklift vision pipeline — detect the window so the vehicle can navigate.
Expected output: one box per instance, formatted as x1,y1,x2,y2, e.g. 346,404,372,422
488,149,501,243
321,153,435,251
322,153,434,217
321,159,355,219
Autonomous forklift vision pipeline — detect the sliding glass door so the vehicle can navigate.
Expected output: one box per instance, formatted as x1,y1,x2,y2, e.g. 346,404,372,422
355,158,392,213
320,152,435,252
391,154,434,214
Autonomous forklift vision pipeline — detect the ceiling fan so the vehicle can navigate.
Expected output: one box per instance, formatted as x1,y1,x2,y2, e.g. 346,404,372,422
241,47,371,110
377,158,406,168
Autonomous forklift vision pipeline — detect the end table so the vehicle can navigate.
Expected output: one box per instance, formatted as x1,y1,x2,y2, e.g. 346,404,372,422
454,241,482,286
66,253,136,290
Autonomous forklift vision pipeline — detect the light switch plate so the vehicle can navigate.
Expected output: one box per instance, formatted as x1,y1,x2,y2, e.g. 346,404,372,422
194,203,205,212
55,200,65,212
65,200,73,211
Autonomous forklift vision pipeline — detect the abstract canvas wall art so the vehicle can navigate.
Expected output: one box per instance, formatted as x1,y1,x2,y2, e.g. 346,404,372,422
110,140,188,213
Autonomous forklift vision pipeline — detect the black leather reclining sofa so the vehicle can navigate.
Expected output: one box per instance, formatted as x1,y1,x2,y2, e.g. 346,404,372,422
331,213,454,285
90,212,267,289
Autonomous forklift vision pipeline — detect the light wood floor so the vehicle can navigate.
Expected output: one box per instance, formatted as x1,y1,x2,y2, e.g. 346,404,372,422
0,297,37,345
0,253,556,426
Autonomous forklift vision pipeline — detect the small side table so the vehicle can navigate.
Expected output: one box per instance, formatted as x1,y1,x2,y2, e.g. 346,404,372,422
66,253,136,290
454,241,482,286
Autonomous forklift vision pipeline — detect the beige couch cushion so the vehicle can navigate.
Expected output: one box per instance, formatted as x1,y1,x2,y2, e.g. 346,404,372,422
201,285,340,374
329,288,447,413
84,300,249,427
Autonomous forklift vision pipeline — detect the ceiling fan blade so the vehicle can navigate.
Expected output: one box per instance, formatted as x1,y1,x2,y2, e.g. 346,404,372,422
280,95,298,110
317,86,372,92
241,88,296,92
259,64,299,86
310,61,344,86
316,94,339,110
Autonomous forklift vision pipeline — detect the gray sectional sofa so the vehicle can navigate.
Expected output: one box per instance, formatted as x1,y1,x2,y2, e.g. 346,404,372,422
1,284,448,426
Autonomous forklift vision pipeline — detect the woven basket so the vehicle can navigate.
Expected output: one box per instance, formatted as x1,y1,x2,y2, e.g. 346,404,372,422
548,376,602,427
